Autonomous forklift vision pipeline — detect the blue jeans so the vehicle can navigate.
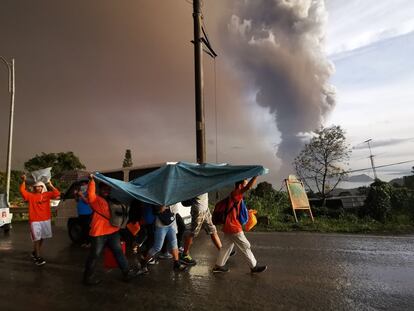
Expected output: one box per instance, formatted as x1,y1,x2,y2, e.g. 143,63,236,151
84,231,129,279
147,223,178,258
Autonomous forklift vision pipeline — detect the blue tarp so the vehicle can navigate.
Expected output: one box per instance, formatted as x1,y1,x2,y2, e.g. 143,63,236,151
93,162,268,206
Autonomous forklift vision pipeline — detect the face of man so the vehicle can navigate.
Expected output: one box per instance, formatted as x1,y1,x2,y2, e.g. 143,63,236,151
79,182,88,192
236,179,248,190
34,186,43,194
99,184,111,198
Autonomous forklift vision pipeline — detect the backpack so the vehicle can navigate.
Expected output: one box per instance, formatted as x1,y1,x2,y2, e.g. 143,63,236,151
94,201,130,229
156,208,176,226
239,199,249,226
212,197,249,226
108,202,130,229
212,197,233,225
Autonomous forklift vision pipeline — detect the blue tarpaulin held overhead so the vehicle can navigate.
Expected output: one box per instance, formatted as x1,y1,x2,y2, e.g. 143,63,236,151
93,162,268,206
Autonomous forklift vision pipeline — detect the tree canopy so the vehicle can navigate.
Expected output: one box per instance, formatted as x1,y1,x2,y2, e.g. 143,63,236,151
293,125,351,198
122,149,133,168
24,152,86,178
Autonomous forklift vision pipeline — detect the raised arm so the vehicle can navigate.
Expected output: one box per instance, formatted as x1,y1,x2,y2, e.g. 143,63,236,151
240,176,258,194
87,175,97,204
46,180,60,199
19,175,31,201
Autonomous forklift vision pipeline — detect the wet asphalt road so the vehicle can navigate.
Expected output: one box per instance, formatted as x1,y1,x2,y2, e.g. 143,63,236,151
1,223,414,311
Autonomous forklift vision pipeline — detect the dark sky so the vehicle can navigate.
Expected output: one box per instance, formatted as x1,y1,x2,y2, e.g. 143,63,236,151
0,0,334,184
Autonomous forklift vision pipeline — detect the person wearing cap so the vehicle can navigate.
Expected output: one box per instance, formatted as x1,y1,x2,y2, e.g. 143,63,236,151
20,175,60,266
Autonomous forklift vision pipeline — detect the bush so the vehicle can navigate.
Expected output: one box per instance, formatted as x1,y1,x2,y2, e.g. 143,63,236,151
390,187,413,216
360,180,393,222
360,180,414,223
0,170,25,204
243,180,414,233
245,185,291,226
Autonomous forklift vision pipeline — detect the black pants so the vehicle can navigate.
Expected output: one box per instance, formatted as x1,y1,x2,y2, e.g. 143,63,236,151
84,231,129,280
78,214,92,244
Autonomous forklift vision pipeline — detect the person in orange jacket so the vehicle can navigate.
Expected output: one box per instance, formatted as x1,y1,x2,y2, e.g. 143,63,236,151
20,174,60,266
83,174,137,285
213,176,267,274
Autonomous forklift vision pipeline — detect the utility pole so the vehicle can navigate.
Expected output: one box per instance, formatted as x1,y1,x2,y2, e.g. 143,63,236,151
0,57,15,206
193,0,205,164
364,139,378,180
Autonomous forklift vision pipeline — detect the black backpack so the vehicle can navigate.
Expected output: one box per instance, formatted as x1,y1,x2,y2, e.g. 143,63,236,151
94,200,129,229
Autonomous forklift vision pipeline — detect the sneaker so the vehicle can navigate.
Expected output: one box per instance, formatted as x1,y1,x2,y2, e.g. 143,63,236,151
35,257,46,266
30,252,37,261
230,249,236,257
178,246,184,253
147,257,158,265
173,261,188,272
138,266,149,275
212,265,229,273
158,252,173,259
180,254,197,266
250,265,267,273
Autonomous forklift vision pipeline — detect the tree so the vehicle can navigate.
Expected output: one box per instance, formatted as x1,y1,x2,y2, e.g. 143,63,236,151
250,181,275,198
24,152,86,178
0,170,25,204
403,166,414,189
293,125,351,199
122,149,133,168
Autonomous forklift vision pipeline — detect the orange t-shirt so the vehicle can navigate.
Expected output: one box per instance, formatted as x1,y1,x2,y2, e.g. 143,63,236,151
222,189,243,234
20,183,60,222
87,179,119,237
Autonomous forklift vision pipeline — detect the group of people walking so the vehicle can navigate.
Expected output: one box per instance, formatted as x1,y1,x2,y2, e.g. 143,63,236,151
19,173,267,286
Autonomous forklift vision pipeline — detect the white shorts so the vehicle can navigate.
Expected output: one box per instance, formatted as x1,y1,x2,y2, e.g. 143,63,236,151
30,220,52,241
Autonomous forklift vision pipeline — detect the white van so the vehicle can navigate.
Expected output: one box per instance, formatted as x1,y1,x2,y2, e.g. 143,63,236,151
56,163,191,242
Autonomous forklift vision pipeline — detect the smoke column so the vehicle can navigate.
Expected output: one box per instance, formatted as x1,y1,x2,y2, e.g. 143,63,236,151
223,0,336,176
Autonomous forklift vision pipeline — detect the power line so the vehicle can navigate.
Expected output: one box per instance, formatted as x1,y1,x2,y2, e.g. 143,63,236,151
298,159,414,181
346,159,414,174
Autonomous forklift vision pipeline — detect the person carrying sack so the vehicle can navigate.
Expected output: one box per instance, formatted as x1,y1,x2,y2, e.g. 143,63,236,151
213,176,267,274
20,175,60,267
83,175,137,285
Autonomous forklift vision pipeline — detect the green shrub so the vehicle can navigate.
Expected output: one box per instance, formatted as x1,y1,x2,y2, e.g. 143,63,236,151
361,180,393,222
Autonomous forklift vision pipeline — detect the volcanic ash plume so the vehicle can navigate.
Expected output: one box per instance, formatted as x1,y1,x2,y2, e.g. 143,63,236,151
225,0,336,176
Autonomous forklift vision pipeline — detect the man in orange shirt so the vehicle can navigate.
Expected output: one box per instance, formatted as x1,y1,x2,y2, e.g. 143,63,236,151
213,176,267,273
20,175,60,266
83,175,137,285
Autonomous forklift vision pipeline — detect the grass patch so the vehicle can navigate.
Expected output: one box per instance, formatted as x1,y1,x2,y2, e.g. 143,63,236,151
254,215,414,234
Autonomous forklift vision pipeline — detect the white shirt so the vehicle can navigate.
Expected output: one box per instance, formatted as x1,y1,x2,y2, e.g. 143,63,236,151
193,193,209,212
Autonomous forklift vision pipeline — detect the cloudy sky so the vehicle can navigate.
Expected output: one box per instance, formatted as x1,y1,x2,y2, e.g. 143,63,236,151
0,0,413,186
326,0,414,180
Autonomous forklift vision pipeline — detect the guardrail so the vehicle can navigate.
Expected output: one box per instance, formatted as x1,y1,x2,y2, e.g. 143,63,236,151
8,207,28,214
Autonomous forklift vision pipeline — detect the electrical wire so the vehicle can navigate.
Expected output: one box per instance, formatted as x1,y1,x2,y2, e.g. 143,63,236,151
346,159,414,174
298,159,414,181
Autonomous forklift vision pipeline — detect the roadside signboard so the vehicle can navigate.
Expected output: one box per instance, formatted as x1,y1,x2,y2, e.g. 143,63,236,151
285,175,314,222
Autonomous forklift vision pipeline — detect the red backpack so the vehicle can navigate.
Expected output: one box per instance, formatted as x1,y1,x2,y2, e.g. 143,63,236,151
212,197,237,225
